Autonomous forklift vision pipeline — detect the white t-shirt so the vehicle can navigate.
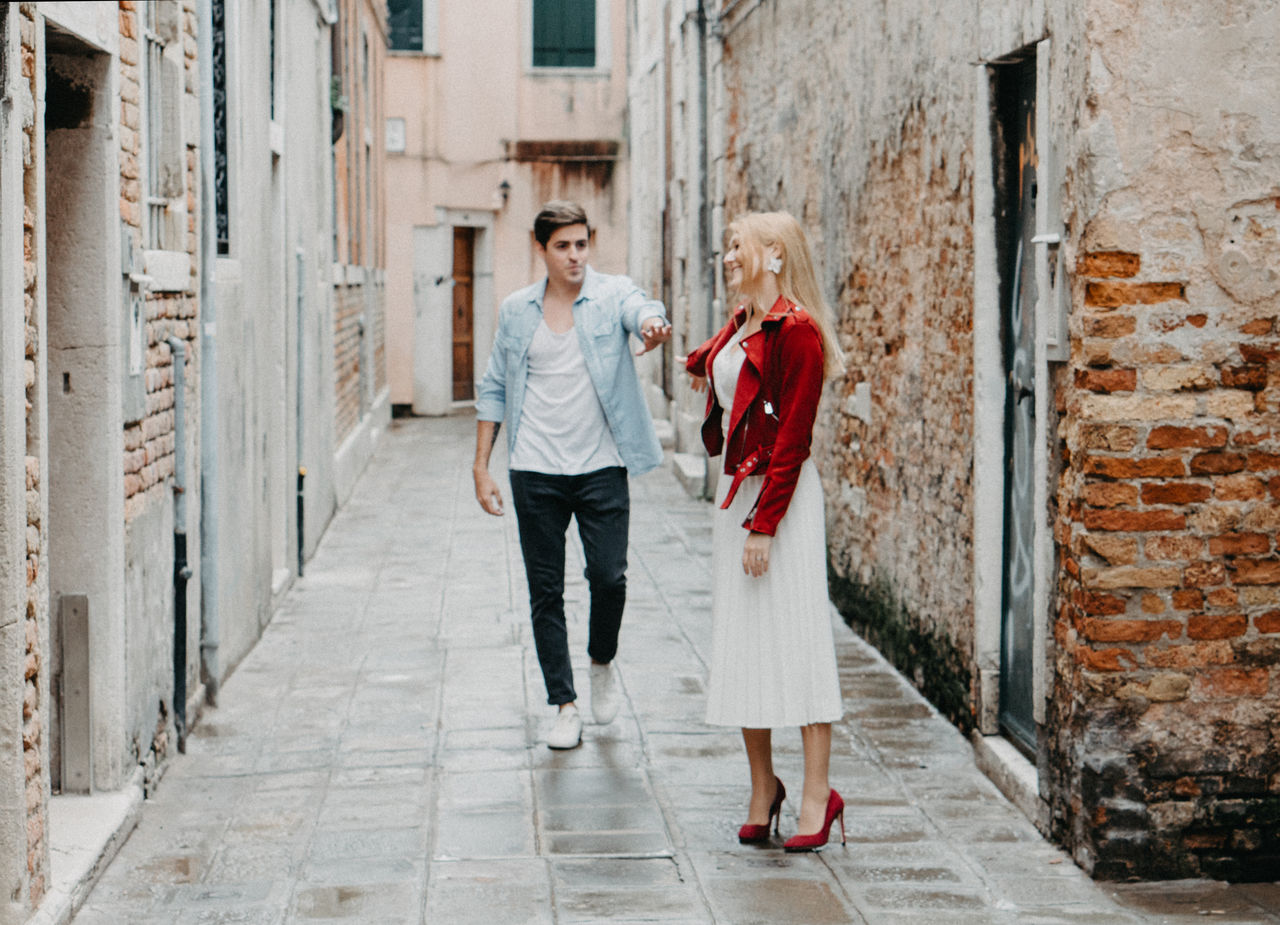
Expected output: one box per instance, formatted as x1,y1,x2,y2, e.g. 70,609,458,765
509,321,625,474
712,327,751,437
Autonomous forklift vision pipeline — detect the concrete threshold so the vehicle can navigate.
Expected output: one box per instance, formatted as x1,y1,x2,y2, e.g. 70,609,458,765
28,768,144,925
971,730,1052,836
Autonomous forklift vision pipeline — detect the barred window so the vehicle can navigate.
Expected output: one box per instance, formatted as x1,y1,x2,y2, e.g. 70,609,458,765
142,1,184,251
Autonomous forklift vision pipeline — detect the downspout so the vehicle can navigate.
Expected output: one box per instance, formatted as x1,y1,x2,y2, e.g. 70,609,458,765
296,246,306,577
696,0,715,341
167,337,191,753
196,0,220,704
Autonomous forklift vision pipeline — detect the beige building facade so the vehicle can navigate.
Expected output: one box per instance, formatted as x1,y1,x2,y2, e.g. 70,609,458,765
384,0,632,416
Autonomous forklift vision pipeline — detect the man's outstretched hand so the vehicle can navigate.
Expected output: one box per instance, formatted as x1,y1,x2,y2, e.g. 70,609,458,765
636,318,672,355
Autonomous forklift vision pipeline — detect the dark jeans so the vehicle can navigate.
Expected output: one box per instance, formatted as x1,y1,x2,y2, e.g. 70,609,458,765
509,466,629,706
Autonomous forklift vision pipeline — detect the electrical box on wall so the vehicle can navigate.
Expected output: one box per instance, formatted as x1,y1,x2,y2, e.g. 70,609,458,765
121,222,149,424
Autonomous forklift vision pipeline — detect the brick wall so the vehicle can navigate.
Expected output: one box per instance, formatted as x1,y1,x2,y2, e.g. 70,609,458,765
1051,238,1280,878
824,107,977,728
18,2,47,907
119,0,198,527
1043,1,1280,881
718,6,982,730
334,282,363,443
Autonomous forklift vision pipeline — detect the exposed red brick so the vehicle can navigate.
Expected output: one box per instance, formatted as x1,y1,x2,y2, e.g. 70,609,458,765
1255,611,1280,634
1076,368,1137,392
1079,591,1127,616
1083,314,1137,338
1146,425,1228,450
1187,614,1248,640
1173,589,1205,611
1208,533,1271,556
1174,777,1202,797
1082,509,1185,532
1232,429,1271,446
1247,452,1280,472
1146,535,1205,561
1085,281,1186,308
1216,476,1268,502
1233,558,1280,585
1081,425,1139,452
1189,452,1245,475
1240,318,1273,336
1197,667,1269,698
1141,482,1211,505
1085,456,1185,479
1240,343,1280,364
1140,593,1166,614
1146,640,1234,668
1222,366,1267,391
1187,314,1208,328
1081,618,1180,643
1084,482,1140,507
1078,252,1140,278
1184,560,1228,588
1077,645,1138,671
1205,587,1238,608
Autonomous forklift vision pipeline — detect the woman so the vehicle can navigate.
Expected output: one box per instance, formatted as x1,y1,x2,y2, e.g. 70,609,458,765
682,211,846,851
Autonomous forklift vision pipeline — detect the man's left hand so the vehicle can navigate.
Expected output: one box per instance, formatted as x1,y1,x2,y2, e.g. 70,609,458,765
636,318,672,355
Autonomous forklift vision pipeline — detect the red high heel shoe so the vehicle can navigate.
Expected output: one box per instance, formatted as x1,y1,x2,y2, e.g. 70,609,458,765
737,777,786,844
783,788,845,852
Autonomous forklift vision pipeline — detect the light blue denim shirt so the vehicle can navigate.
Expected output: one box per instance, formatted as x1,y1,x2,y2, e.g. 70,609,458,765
476,267,667,476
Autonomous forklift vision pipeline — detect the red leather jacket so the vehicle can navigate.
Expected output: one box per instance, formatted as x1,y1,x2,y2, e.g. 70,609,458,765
684,296,824,536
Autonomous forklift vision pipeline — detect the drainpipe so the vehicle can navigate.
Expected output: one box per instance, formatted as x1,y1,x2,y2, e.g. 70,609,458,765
196,0,220,704
167,337,192,753
296,246,306,577
696,0,714,341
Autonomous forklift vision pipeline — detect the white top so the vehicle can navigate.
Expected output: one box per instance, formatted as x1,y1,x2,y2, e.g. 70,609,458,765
712,327,751,437
509,321,624,474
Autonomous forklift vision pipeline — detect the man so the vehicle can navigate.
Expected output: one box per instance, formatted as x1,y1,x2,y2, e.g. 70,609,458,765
474,201,671,749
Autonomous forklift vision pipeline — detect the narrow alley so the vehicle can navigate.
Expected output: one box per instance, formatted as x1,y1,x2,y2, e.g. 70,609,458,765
67,416,1280,924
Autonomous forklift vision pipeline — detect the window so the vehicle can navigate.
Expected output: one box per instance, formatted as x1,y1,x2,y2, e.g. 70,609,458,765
388,0,422,51
533,0,595,68
142,1,184,251
212,0,229,254
387,0,439,54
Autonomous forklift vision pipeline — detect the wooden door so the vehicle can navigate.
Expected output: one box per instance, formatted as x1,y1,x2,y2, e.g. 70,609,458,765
452,227,475,401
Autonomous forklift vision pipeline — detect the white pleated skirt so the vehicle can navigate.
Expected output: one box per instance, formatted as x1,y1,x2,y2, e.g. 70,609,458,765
704,459,844,728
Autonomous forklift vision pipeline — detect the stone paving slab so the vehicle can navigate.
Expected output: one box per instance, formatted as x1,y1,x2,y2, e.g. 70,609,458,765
69,415,1280,924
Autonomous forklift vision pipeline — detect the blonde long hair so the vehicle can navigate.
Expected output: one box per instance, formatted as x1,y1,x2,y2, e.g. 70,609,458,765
727,211,846,379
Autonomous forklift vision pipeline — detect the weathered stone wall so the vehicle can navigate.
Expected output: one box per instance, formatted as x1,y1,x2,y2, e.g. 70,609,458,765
714,0,1280,880
18,3,46,905
1048,0,1280,881
716,0,1008,728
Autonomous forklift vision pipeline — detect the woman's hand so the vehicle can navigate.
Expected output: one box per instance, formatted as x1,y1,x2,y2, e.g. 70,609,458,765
742,531,772,577
675,356,708,392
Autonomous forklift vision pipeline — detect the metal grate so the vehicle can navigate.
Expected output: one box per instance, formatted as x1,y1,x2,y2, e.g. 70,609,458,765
213,0,229,254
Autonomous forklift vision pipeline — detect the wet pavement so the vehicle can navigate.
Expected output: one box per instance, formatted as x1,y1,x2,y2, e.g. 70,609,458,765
71,415,1280,923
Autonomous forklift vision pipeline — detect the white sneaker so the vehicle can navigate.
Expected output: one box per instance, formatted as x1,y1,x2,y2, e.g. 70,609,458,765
590,662,620,725
546,705,582,750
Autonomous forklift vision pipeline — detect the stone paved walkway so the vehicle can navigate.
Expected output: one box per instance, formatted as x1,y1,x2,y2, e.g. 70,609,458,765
71,415,1280,924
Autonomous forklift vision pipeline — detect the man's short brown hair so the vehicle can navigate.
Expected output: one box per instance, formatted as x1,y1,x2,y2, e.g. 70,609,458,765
533,200,590,247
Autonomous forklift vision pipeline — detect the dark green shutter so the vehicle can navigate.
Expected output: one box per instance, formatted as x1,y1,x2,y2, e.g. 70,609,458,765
533,0,595,68
388,0,423,51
